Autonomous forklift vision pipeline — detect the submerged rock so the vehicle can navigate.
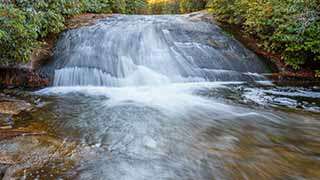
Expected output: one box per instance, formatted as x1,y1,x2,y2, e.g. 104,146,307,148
0,98,32,115
207,39,227,49
0,125,77,179
0,129,46,141
0,120,104,179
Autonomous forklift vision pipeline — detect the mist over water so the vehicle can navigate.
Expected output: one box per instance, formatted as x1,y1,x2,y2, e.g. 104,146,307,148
35,14,320,179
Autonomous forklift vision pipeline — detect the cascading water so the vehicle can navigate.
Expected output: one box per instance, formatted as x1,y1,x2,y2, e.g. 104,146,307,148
32,14,320,180
51,15,268,87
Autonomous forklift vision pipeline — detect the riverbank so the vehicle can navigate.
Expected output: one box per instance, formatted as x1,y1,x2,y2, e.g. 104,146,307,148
190,11,320,83
217,21,320,86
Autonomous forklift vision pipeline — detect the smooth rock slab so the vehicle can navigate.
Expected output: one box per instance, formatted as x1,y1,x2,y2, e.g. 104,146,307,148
0,98,32,115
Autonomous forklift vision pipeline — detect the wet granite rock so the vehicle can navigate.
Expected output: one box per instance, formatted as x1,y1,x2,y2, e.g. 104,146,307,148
0,128,46,141
0,98,32,115
207,39,227,49
0,67,49,89
0,134,77,179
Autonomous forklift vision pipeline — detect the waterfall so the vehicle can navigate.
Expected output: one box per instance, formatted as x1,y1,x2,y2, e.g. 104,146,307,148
51,15,268,87
33,14,320,180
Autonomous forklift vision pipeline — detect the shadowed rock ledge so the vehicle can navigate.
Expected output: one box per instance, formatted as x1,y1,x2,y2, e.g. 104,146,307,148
0,67,49,89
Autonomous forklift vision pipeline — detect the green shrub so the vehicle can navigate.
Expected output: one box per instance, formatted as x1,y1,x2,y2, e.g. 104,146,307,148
207,0,320,69
81,0,112,13
1,4,39,65
179,0,207,13
147,0,207,14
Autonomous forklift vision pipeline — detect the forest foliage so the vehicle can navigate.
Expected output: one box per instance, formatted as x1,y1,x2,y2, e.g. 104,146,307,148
148,0,207,14
1,0,319,70
207,0,320,69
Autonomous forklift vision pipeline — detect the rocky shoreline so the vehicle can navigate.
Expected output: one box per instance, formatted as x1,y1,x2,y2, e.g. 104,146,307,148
0,91,75,179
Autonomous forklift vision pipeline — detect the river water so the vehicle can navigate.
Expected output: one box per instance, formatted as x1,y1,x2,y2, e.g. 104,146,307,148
2,14,320,179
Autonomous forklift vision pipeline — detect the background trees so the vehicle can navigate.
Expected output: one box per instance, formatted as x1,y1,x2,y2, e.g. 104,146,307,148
147,0,207,14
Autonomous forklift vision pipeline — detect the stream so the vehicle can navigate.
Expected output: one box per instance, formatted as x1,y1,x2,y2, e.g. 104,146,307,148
1,14,320,179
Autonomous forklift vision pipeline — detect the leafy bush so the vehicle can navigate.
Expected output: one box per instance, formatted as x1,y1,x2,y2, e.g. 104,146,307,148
0,0,147,66
147,0,207,14
179,0,207,13
207,0,320,69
